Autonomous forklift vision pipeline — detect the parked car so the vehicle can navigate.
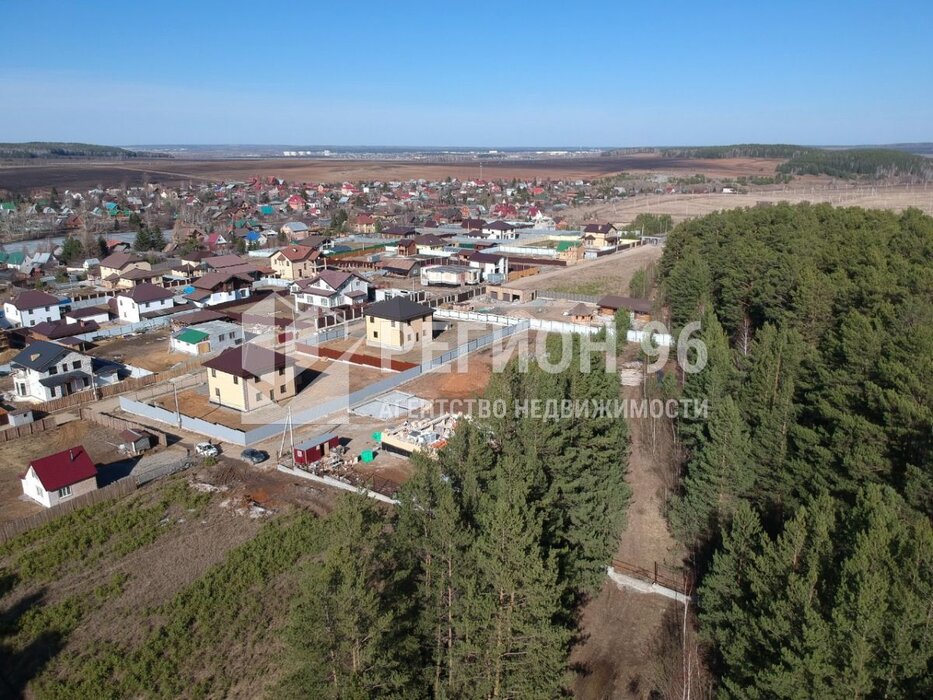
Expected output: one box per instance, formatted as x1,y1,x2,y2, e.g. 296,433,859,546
240,448,268,465
195,442,219,457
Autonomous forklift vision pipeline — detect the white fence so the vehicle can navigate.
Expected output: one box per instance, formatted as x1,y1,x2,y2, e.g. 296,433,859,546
433,308,600,336
73,316,173,341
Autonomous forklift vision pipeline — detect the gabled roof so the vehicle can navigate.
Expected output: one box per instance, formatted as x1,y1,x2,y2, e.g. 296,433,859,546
468,250,504,264
11,340,73,372
583,223,617,234
484,220,515,231
204,254,247,269
99,252,143,270
274,245,318,263
122,283,175,304
193,271,254,290
597,295,653,314
25,445,97,491
365,296,433,322
203,344,289,380
8,289,61,311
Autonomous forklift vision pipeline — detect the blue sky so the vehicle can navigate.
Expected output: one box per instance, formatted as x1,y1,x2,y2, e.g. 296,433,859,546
1,0,930,146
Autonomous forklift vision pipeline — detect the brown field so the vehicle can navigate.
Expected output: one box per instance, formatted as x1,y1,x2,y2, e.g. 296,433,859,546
508,244,663,294
568,182,933,224
0,153,785,193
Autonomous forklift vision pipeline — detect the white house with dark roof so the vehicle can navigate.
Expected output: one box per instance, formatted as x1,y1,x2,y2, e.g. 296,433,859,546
11,340,93,401
115,283,177,322
290,270,370,310
3,290,63,328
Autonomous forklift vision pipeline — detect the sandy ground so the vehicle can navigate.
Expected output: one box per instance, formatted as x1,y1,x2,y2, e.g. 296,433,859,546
88,331,186,373
566,182,933,224
508,245,663,295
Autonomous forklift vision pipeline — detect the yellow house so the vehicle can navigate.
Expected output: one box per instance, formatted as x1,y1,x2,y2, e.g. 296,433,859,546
99,252,151,285
203,344,297,412
364,296,434,351
270,245,321,280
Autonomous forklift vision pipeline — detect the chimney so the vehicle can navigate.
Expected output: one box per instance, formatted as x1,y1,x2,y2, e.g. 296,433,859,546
69,448,74,461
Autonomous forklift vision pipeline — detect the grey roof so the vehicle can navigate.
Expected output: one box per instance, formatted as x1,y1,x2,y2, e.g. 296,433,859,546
11,340,72,372
365,296,433,322
39,370,91,388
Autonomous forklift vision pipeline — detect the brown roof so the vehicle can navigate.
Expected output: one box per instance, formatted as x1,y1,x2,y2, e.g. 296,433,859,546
100,252,142,270
121,268,160,281
275,245,318,262
9,290,61,310
203,344,290,380
194,271,254,290
204,254,247,269
597,295,652,314
123,283,175,304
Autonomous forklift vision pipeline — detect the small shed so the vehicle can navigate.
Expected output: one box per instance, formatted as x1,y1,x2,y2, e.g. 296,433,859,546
293,432,340,466
9,409,34,427
566,302,594,325
120,428,153,455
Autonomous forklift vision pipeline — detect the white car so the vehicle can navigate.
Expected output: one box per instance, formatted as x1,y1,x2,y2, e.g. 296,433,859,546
195,442,219,457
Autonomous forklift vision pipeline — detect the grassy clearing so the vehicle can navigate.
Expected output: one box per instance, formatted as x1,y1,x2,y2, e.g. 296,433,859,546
32,513,323,699
0,481,210,584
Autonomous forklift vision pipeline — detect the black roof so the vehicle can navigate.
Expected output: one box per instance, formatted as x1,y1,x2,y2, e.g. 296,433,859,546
365,296,433,322
11,340,73,372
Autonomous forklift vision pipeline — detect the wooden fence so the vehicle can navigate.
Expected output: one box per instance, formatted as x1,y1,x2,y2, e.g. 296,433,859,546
39,357,205,413
0,416,57,444
611,558,693,595
78,407,171,446
0,478,138,544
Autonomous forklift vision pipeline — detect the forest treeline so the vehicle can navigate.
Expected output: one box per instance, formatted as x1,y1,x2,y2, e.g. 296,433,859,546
657,144,933,180
661,203,933,696
0,142,167,159
279,335,631,698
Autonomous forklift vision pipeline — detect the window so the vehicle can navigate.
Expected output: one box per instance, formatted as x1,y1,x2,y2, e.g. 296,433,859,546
278,368,284,376
415,332,419,342
233,376,239,385
48,366,58,375
211,369,217,378
215,388,220,397
58,485,72,498
373,331,379,339
256,392,261,401
390,320,396,328
280,385,287,395
72,361,80,370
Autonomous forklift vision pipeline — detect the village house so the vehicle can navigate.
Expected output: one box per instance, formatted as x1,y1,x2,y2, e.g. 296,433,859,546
99,252,151,284
20,444,98,508
596,294,653,322
566,302,595,325
365,296,434,351
115,283,177,323
65,305,111,325
582,223,619,248
270,245,321,280
290,270,370,310
3,290,63,328
203,344,297,412
281,221,309,238
376,257,422,278
184,271,253,307
169,319,244,355
467,250,508,280
482,220,519,239
11,340,93,401
420,264,482,286
352,214,377,234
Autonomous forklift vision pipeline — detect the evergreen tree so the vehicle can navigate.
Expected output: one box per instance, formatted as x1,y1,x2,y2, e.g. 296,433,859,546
670,396,752,546
281,495,414,698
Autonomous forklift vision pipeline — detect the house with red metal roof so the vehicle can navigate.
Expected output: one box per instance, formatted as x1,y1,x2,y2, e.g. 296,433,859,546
20,444,98,508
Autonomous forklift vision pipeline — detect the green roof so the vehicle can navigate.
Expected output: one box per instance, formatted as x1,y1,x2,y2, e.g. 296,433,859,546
175,329,209,345
0,202,15,210
556,241,580,252
7,252,25,264
0,252,8,263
